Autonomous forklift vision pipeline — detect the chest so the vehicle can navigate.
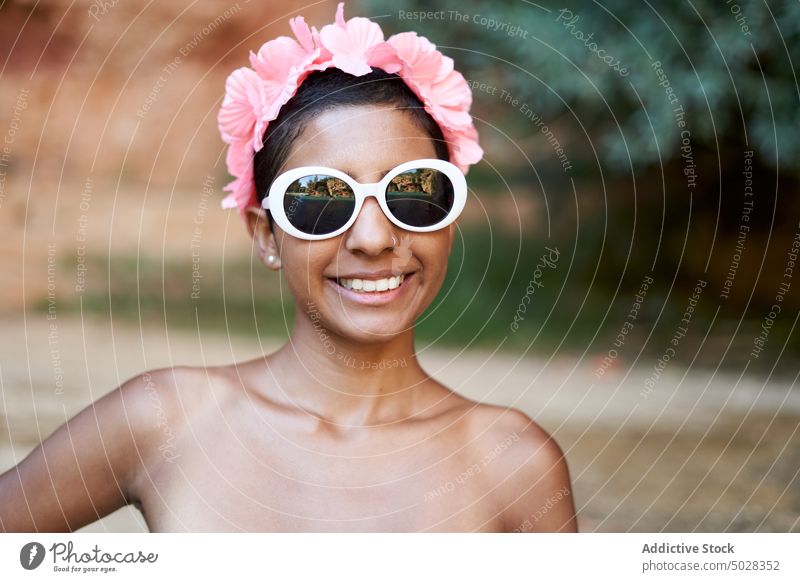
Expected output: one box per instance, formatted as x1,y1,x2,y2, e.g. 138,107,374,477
136,423,504,532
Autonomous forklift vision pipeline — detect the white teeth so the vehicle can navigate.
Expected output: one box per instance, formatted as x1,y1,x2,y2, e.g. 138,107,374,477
337,274,406,293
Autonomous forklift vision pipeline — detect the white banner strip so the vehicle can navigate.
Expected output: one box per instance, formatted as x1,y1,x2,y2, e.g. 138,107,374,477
1,533,797,581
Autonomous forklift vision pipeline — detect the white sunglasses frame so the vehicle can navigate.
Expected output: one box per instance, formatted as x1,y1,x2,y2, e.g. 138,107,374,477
261,158,467,241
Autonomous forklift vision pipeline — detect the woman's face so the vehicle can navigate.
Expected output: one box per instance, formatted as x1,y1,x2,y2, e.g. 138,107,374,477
248,104,456,343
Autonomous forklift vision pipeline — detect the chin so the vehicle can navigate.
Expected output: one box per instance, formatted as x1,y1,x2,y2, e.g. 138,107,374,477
329,310,416,343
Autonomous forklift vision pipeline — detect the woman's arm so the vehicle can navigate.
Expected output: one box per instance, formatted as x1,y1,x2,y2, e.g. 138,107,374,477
0,370,173,532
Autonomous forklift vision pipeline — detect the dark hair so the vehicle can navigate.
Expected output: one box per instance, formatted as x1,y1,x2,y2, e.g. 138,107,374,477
253,68,450,229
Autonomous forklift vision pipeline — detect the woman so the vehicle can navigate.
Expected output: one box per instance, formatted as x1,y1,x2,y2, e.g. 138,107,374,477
0,3,577,533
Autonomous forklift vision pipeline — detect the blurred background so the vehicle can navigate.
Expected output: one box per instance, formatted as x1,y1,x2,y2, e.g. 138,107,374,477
0,0,798,532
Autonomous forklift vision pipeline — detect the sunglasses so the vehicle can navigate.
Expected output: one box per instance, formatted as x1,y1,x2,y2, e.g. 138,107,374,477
261,158,467,241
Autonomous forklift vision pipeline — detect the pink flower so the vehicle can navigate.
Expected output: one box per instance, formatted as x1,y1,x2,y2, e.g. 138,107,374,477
217,67,266,145
387,32,471,130
388,32,450,91
425,69,473,129
319,3,398,76
221,139,256,214
365,41,403,75
248,37,321,144
288,15,318,55
447,125,484,173
225,137,252,177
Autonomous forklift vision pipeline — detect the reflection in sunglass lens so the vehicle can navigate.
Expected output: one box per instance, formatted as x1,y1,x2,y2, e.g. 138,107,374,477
386,168,454,227
283,174,355,235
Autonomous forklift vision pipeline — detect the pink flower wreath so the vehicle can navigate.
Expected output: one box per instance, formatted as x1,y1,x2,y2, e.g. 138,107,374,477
216,1,483,219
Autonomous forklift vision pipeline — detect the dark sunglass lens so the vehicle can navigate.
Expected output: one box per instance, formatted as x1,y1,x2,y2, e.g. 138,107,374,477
283,175,355,235
386,168,455,227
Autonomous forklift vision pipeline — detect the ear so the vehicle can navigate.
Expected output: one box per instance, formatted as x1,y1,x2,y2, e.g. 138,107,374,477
245,206,282,270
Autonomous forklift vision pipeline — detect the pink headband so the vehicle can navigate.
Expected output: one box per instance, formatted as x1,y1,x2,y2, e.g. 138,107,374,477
216,1,483,219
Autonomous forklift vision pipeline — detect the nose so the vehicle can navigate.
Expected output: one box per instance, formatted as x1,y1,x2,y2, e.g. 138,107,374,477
344,196,397,256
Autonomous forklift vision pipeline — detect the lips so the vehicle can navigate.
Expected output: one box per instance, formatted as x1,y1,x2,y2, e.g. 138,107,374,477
325,271,416,305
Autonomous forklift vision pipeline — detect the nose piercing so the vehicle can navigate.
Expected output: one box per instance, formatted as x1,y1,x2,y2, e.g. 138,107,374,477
391,235,398,249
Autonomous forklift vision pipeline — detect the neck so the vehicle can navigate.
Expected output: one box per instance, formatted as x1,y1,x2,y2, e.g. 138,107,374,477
267,309,430,427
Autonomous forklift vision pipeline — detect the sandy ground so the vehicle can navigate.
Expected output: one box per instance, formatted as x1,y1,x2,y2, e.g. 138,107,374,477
1,313,798,533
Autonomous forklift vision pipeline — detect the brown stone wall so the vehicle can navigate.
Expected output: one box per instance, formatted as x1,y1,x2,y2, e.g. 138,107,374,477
0,0,338,310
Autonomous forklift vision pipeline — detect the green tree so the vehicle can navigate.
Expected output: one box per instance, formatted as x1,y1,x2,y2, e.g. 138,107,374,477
365,0,799,171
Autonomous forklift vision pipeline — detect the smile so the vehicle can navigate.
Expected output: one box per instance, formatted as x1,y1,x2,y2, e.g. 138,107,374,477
326,272,416,305
337,274,405,292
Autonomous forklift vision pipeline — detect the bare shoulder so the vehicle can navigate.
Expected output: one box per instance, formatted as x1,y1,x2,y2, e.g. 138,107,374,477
128,359,248,421
119,364,228,419
455,402,578,533
115,366,202,441
98,366,205,478
115,363,241,483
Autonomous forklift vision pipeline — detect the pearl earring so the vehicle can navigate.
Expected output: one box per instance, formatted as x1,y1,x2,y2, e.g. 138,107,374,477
267,255,275,263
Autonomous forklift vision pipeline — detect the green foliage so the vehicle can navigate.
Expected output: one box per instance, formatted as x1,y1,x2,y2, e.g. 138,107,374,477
363,0,800,171
41,254,295,340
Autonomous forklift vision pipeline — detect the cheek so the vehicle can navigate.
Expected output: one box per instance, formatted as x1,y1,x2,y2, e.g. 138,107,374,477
415,236,452,288
279,241,336,293
425,257,450,295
